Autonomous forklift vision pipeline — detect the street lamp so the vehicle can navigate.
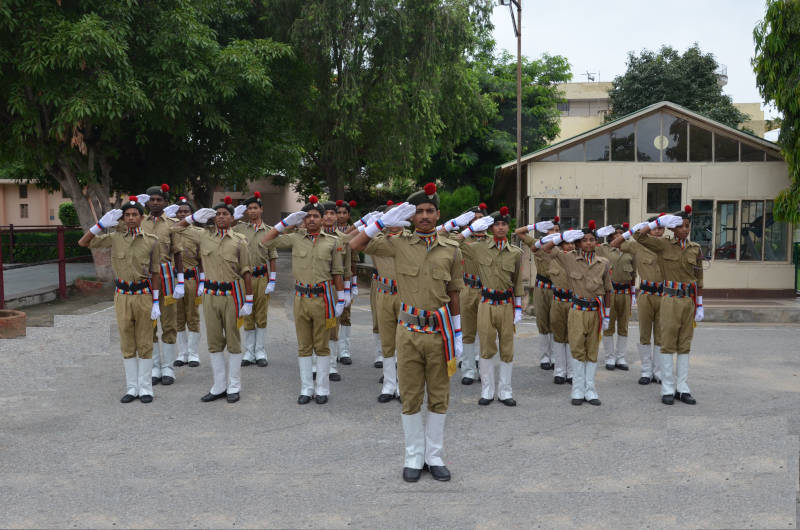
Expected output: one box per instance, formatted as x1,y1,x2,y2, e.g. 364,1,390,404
498,0,522,226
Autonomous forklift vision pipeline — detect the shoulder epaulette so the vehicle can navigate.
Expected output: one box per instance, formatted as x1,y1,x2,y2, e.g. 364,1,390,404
439,237,461,248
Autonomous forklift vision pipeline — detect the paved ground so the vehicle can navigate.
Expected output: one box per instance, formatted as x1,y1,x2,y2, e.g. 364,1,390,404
0,254,798,528
2,262,97,301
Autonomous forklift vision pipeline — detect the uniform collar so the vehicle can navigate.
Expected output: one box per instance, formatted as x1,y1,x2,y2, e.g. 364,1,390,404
250,221,266,231
148,212,165,222
216,227,233,238
126,226,143,238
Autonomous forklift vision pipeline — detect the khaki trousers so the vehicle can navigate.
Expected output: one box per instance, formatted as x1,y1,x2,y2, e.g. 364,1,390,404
115,293,154,359
329,318,339,341
243,276,270,330
460,286,482,344
550,298,571,344
659,296,695,354
603,292,631,337
152,297,177,344
377,292,400,358
175,277,200,333
203,294,242,353
638,292,662,346
370,279,380,333
396,326,450,415
568,309,601,363
340,305,351,327
293,296,331,357
533,286,552,335
477,303,515,362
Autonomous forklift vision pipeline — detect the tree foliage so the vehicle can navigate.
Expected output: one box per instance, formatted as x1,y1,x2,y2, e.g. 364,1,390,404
608,44,749,128
753,0,800,223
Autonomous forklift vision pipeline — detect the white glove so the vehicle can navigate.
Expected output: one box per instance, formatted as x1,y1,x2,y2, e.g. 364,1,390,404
190,208,216,224
196,272,206,296
695,296,704,322
514,296,523,324
136,193,151,205
534,220,554,233
650,214,682,230
151,290,161,320
631,286,637,307
462,215,495,238
379,202,415,228
602,307,610,331
276,211,308,231
172,273,185,299
265,271,276,294
334,291,345,317
238,295,254,317
233,204,246,220
351,279,358,298
344,281,352,307
536,233,562,248
563,229,585,243
623,222,647,239
596,225,616,238
91,209,123,235
443,211,476,232
163,204,180,218
355,211,382,229
452,314,463,360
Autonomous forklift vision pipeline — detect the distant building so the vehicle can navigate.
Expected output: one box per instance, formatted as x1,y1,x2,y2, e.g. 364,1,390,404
0,180,70,226
212,177,303,219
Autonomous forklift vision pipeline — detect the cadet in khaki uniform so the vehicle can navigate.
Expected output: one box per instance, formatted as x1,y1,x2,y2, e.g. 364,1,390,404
140,184,184,386
597,223,636,371
335,199,358,365
320,201,352,382
172,197,254,404
366,202,393,368
633,206,703,405
539,220,612,406
458,208,524,406
79,197,161,403
351,183,464,483
234,191,278,368
262,196,346,405
172,197,204,368
612,215,665,385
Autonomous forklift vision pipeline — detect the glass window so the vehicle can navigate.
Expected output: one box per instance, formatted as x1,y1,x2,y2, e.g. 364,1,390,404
764,200,788,261
534,198,557,221
558,144,584,162
766,153,782,162
19,185,28,199
689,125,713,162
715,134,739,162
663,114,688,162
691,200,714,260
559,198,580,230
606,199,629,226
541,153,557,162
636,114,661,162
20,204,29,218
646,183,682,213
741,143,765,162
557,102,570,113
714,201,738,260
585,134,610,161
740,200,764,261
610,124,635,161
583,199,604,226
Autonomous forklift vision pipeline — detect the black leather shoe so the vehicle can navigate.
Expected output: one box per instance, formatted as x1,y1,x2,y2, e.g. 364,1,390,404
374,360,383,368
540,362,553,370
661,394,675,405
677,392,696,405
188,361,200,367
638,376,652,385
120,394,137,403
312,372,317,380
339,357,352,365
478,398,493,406
173,360,185,367
226,392,240,403
586,398,601,406
605,364,616,371
565,377,573,384
403,467,422,482
329,372,341,382
499,398,517,407
424,464,451,481
553,376,566,385
615,363,629,371
139,395,153,403
297,395,311,405
652,376,662,384
315,395,328,404
256,359,268,367
571,398,583,406
378,393,395,403
241,359,253,367
461,377,474,385
161,376,175,385
152,376,162,385
379,375,384,384
201,391,226,402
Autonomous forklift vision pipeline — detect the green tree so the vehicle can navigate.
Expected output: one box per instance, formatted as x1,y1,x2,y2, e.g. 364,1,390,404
58,203,79,226
607,44,749,128
438,185,480,221
753,0,800,223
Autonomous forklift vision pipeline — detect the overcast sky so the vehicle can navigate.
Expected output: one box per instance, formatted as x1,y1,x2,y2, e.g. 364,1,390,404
491,0,778,118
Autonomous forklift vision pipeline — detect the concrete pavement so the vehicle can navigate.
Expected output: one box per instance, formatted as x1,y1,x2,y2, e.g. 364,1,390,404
2,262,96,308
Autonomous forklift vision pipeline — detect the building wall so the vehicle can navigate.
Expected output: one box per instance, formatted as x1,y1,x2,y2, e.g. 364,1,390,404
734,102,767,138
0,182,70,226
212,177,303,220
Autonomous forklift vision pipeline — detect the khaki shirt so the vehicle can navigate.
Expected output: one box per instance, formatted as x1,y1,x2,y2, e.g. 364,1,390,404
551,250,612,299
364,233,464,311
141,213,182,264
268,230,344,284
620,239,662,283
519,233,549,279
634,233,704,288
334,229,353,277
459,238,524,296
608,247,637,284
174,226,204,269
173,227,251,282
535,248,571,291
89,231,160,283
234,222,279,270
371,233,403,279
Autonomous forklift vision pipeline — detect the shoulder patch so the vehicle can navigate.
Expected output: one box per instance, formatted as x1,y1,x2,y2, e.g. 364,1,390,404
439,237,460,248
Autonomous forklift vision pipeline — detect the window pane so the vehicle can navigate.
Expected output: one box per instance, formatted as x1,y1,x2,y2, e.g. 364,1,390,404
583,199,604,226
741,142,765,162
534,198,557,221
646,183,682,213
606,199,630,226
691,200,713,260
764,200,788,261
689,125,713,162
766,153,782,162
585,134,609,161
20,204,29,218
19,185,28,199
541,153,557,162
715,134,739,162
714,201,738,260
559,198,580,230
558,144,584,162
636,114,661,162
663,114,688,162
610,124,635,161
739,200,764,261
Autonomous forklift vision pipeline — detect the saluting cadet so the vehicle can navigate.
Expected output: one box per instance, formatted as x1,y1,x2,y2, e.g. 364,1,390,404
459,208,524,406
632,206,703,405
538,221,612,406
234,191,278,368
335,199,358,365
611,215,665,385
172,197,204,368
79,197,161,403
139,184,184,387
172,197,254,404
351,183,464,483
261,196,346,405
363,202,392,369
320,201,352,382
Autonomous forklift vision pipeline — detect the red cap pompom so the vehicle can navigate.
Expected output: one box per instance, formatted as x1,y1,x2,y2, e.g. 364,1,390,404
423,182,437,196
500,206,509,216
223,196,232,205
622,222,630,229
386,200,394,206
553,216,560,223
479,202,487,210
309,195,318,204
179,196,186,202
588,220,596,230
129,195,138,203
684,205,692,214
161,183,170,192
336,199,344,207
349,200,357,208
660,212,666,217
254,191,261,199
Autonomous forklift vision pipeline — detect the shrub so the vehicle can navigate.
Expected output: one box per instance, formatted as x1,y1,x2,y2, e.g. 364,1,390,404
58,202,79,226
0,230,91,263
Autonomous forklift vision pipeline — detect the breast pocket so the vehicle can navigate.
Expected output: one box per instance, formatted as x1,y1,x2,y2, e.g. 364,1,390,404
112,246,127,260
397,262,421,292
432,266,451,282
640,255,655,266
292,246,309,259
502,260,517,273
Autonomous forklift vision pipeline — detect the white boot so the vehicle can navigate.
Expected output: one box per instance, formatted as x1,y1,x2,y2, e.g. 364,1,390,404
138,357,154,397
381,355,398,396
460,342,476,380
151,342,162,379
585,362,599,402
638,343,652,378
676,354,691,394
498,361,513,401
175,331,188,364
338,325,351,361
538,333,551,365
315,356,331,396
228,353,242,395
242,329,256,363
479,356,495,400
123,358,139,398
298,356,314,397
660,352,675,396
652,345,662,381
401,412,425,469
603,335,615,368
552,342,567,378
566,344,574,379
424,412,446,467
160,342,175,379
329,341,340,378
570,358,586,400
254,327,268,363
615,335,629,367
187,331,201,364
209,352,227,395
373,333,383,367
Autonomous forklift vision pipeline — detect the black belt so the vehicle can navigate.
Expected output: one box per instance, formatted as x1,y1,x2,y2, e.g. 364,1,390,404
571,296,599,309
464,277,482,288
399,311,438,329
536,274,551,284
612,281,633,290
480,288,514,302
553,287,573,301
183,269,197,280
295,284,326,296
114,279,151,293
639,282,663,295
253,265,269,278
206,280,234,292
663,286,692,297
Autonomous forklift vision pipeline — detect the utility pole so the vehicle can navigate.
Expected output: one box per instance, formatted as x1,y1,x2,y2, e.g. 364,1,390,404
501,0,523,226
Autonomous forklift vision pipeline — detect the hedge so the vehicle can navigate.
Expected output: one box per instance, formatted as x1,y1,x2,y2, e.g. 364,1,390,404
0,230,91,263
